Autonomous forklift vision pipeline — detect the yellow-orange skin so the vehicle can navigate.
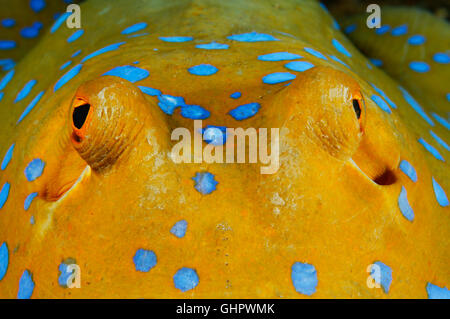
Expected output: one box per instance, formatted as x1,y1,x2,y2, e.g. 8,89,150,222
0,0,448,298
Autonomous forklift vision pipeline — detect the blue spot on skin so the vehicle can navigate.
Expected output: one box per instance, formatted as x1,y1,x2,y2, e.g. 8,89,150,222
20,22,42,39
433,53,449,64
180,105,210,120
370,83,397,109
17,91,45,124
332,19,340,31
195,42,229,50
0,58,15,71
20,25,40,38
229,102,261,120
30,0,46,13
291,262,318,296
0,242,8,281
0,183,10,209
0,92,3,101
303,47,328,60
0,40,16,50
258,52,302,61
227,31,278,42
391,24,408,36
138,86,161,97
33,21,43,30
67,29,84,43
128,32,149,38
157,95,185,115
285,61,315,72
1,18,16,28
371,261,393,293
103,65,149,83
192,172,218,195
15,80,37,103
30,216,35,225
418,138,444,161
447,93,450,102
128,33,150,38
370,58,383,67
426,283,450,299
230,92,241,99
202,125,227,145
58,263,75,287
170,220,188,238
188,64,218,76
431,113,450,130
331,39,351,57
399,160,417,182
127,33,150,39
60,60,72,70
24,192,38,211
173,268,199,292
262,72,296,84
17,270,34,299
1,144,15,170
81,42,126,62
329,55,350,68
54,64,82,91
51,12,71,33
371,95,391,114
432,177,449,207
408,35,426,45
121,22,147,35
409,61,430,73
430,131,449,151
400,88,434,126
0,70,14,90
375,25,390,35
319,3,328,11
24,158,45,181
398,186,414,221
345,24,356,34
159,36,193,42
133,249,157,272
71,49,81,58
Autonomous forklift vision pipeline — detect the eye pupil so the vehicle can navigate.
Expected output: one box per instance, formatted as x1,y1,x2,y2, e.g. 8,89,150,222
73,103,90,129
352,99,361,119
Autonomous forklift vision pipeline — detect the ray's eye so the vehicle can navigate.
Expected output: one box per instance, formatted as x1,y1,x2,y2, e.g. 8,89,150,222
352,99,361,119
68,76,154,172
351,94,365,133
73,103,90,129
71,98,92,144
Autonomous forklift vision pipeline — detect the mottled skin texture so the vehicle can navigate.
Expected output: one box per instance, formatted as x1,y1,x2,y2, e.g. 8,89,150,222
0,0,448,298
